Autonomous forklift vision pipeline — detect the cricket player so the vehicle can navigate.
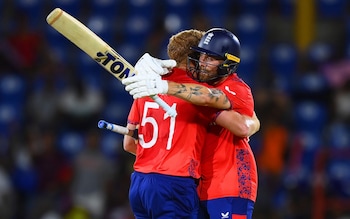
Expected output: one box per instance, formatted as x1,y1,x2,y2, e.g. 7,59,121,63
125,28,258,219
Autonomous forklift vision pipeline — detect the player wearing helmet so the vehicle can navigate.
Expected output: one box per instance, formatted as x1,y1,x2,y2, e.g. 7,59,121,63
191,29,257,219
123,28,258,219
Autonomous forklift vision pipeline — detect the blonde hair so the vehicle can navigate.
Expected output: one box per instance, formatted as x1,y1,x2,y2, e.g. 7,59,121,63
167,29,205,66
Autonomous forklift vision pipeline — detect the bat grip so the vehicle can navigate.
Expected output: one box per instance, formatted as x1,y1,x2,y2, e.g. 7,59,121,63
98,120,129,135
151,95,177,117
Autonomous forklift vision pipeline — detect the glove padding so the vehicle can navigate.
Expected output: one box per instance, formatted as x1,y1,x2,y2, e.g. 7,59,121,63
122,71,168,99
135,53,176,76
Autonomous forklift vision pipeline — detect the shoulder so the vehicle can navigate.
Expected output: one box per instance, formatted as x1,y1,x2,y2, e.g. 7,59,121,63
217,74,251,92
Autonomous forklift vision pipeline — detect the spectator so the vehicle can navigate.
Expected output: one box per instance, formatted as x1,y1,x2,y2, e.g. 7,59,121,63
70,129,115,219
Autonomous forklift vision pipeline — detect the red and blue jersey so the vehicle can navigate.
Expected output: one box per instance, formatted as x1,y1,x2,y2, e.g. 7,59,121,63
127,68,218,179
198,73,258,202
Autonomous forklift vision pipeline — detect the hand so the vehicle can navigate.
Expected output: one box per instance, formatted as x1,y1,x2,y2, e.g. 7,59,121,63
122,71,168,99
135,53,176,76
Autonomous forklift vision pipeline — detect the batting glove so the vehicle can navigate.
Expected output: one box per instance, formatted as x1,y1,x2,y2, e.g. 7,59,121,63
135,53,176,76
122,71,168,99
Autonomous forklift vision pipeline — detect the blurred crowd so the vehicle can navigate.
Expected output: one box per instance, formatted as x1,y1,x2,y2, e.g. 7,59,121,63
0,0,350,219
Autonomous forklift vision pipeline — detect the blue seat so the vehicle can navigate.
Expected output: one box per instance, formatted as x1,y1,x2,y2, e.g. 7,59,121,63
0,74,26,104
11,165,38,193
86,13,115,44
293,101,328,132
297,130,323,166
235,13,265,48
0,102,23,137
307,42,334,65
57,130,85,159
163,13,191,35
328,122,350,150
294,72,328,94
269,43,298,76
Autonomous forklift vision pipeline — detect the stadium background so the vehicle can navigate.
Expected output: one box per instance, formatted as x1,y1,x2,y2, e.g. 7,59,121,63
0,0,349,218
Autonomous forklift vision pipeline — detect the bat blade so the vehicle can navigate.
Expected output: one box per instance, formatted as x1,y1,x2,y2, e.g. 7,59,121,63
46,8,177,117
46,8,135,81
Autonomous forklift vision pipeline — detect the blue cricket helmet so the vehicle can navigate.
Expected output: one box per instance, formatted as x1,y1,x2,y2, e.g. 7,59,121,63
188,28,241,84
191,28,241,64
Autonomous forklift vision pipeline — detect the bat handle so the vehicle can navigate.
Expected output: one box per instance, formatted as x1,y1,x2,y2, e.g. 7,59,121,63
151,95,177,117
98,120,129,135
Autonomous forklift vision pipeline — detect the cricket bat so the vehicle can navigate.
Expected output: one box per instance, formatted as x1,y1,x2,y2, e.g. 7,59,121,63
46,8,177,117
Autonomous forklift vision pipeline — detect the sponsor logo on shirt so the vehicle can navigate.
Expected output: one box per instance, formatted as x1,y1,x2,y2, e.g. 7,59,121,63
225,86,236,95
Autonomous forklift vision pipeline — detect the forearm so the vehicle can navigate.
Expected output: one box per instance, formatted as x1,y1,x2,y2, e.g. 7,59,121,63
123,124,138,155
247,112,260,136
215,110,260,137
167,81,231,109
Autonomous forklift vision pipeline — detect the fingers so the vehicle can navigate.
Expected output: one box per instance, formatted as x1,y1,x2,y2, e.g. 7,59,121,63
135,53,176,76
129,87,147,96
125,81,145,92
122,73,150,86
139,61,163,75
133,91,150,99
121,75,142,85
127,86,155,99
135,53,163,75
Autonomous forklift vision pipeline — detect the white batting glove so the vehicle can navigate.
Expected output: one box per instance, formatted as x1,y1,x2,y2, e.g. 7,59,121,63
135,53,176,76
122,71,168,99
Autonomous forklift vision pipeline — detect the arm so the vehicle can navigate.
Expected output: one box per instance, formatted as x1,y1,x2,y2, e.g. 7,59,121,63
215,111,260,137
167,81,231,109
122,54,229,109
123,123,138,155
